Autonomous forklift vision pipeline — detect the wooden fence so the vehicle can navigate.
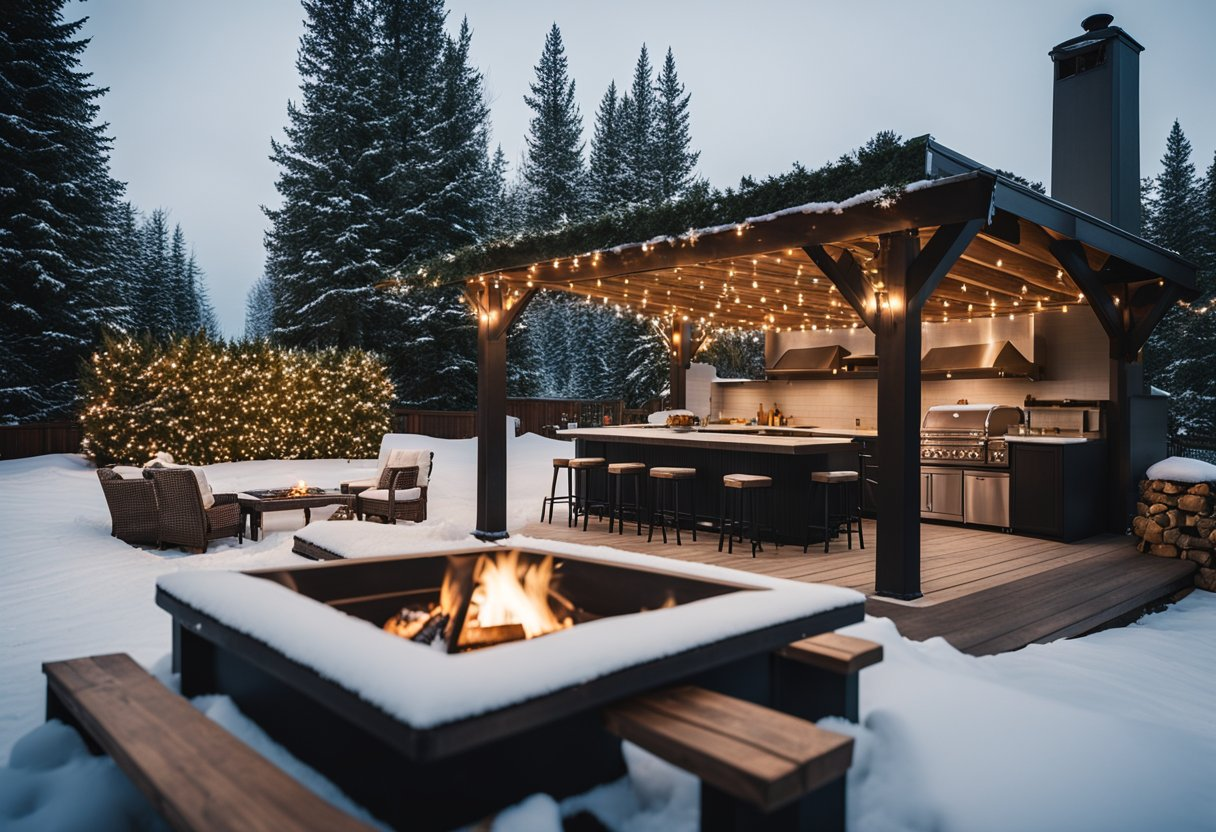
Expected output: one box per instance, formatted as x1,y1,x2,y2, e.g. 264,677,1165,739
0,420,84,459
394,398,640,440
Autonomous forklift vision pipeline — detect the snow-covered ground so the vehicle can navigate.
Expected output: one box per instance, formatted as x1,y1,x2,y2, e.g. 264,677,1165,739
1,435,1214,831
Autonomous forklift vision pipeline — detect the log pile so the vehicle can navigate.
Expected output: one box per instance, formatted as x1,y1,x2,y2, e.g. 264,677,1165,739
1132,479,1216,591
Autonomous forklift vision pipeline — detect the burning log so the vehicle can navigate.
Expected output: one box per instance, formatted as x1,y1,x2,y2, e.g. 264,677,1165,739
412,611,450,646
383,608,431,641
460,623,527,649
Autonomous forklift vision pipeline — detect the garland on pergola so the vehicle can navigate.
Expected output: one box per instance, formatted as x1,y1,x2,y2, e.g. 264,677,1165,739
399,136,929,290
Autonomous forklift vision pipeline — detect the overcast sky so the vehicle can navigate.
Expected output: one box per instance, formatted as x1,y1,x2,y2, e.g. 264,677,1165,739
71,0,1216,338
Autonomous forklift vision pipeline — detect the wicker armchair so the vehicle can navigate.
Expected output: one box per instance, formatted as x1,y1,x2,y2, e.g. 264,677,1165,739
355,452,433,524
145,468,243,552
96,468,159,546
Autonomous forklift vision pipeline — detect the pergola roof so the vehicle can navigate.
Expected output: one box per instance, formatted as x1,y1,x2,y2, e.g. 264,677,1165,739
453,139,1197,337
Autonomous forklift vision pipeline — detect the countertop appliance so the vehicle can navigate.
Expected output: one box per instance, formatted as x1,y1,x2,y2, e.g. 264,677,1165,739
920,404,1023,468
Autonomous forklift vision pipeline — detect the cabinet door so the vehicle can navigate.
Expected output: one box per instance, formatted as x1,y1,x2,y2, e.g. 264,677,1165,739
921,473,933,512
931,471,963,517
1011,445,1062,536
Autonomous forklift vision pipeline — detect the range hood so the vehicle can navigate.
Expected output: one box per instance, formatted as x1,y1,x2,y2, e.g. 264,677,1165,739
920,341,1039,380
766,345,851,378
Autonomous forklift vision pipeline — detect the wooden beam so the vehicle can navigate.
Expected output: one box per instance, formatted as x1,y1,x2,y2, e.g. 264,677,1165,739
803,246,877,331
1050,240,1124,349
1126,281,1182,360
906,219,985,311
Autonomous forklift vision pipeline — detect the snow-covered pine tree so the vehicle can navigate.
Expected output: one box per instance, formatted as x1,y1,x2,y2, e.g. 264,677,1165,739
622,44,658,205
265,0,381,350
106,202,144,333
521,24,586,229
589,81,630,212
244,274,276,341
1142,120,1203,396
0,1,125,421
653,48,698,202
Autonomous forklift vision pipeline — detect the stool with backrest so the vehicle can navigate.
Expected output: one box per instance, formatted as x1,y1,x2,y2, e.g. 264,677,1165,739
647,467,697,545
540,458,575,526
718,473,775,557
607,462,647,535
805,470,863,554
569,457,608,531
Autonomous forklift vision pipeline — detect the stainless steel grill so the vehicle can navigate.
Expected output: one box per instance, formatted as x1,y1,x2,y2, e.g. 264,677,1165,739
919,404,1023,468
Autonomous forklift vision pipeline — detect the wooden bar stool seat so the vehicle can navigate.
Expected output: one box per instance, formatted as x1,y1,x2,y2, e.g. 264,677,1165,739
540,458,575,526
570,458,608,531
811,471,860,484
720,474,776,556
649,466,696,479
806,471,864,554
607,463,647,535
648,467,698,544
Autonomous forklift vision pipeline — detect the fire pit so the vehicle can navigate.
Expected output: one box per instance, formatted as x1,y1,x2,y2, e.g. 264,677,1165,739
157,543,862,829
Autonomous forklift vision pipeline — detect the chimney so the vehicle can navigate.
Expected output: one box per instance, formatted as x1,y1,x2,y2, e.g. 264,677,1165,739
1049,13,1144,234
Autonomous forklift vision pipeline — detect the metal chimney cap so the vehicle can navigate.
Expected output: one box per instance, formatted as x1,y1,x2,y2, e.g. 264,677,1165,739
1081,13,1114,31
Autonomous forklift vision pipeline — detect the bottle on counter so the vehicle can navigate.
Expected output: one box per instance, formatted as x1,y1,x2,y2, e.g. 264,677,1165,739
757,402,765,425
770,403,781,426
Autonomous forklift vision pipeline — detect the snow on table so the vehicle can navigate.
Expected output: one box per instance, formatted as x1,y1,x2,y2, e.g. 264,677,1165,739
156,536,863,729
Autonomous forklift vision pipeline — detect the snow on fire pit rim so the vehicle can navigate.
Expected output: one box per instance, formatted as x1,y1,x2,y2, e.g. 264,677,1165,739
156,533,863,729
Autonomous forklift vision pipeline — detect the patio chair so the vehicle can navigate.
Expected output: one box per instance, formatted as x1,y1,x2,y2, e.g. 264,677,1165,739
96,467,159,546
145,467,243,552
355,450,433,524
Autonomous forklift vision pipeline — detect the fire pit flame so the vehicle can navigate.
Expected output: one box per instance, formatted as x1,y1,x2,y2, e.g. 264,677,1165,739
385,551,572,651
287,479,309,497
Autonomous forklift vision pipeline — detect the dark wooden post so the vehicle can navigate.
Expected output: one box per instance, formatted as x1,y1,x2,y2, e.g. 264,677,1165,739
873,231,924,599
667,318,700,410
811,220,983,599
467,282,535,541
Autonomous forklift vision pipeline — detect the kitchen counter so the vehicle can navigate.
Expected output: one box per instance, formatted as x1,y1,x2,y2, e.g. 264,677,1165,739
558,426,857,455
1004,435,1091,445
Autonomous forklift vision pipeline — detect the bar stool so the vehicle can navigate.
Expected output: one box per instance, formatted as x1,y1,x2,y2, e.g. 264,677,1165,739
540,458,575,526
804,471,864,554
569,457,608,531
719,474,775,557
607,462,647,535
648,467,697,545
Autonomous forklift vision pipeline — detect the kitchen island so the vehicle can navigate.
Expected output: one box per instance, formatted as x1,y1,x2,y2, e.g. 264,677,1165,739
559,426,861,546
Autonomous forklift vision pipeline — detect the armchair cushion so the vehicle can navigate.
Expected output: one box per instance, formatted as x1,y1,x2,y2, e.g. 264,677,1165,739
376,449,430,488
358,487,422,503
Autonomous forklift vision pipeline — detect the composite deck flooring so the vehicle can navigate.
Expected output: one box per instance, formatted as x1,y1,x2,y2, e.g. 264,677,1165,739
519,515,1196,656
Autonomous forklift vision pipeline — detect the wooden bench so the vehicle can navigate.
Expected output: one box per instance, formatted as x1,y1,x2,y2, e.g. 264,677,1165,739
775,633,883,723
604,685,854,832
43,653,375,832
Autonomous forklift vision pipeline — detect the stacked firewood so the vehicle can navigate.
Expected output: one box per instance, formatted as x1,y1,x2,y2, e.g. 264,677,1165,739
1132,479,1216,591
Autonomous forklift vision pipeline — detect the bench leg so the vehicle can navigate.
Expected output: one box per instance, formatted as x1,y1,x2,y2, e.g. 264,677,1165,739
772,656,861,723
701,777,845,832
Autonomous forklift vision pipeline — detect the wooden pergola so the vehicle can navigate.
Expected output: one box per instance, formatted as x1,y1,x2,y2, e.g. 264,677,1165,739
456,139,1197,599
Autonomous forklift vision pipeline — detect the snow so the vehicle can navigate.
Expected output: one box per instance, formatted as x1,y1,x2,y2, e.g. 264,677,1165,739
1145,455,1216,483
2,438,1216,831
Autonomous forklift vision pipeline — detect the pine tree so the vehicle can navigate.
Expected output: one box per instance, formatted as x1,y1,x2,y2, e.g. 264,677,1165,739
653,48,698,202
169,224,202,334
244,274,276,341
140,209,173,337
188,254,221,338
622,44,658,204
588,81,630,212
521,24,586,229
265,0,381,350
1141,121,1210,440
0,2,125,421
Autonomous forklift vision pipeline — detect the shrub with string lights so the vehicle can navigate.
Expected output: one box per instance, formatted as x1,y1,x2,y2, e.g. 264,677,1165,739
81,334,395,465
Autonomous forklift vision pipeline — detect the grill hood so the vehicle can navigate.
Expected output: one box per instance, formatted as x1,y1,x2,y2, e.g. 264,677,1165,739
919,341,1038,380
